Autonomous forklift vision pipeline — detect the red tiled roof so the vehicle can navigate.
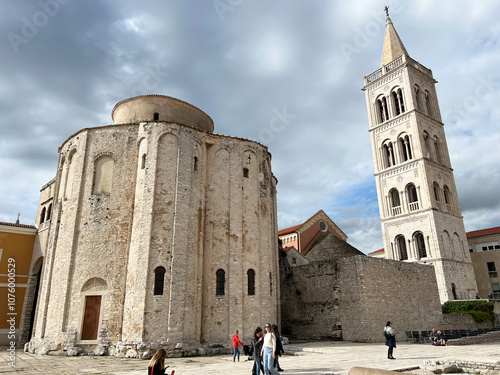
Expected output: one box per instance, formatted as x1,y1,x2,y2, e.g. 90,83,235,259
278,209,327,235
368,248,385,255
466,226,500,239
0,221,36,229
278,224,302,236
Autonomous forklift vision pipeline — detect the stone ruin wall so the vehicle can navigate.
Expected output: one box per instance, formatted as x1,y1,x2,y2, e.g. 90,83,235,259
281,254,486,342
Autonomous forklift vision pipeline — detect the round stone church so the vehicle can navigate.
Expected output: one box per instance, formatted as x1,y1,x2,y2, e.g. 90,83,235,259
28,95,279,357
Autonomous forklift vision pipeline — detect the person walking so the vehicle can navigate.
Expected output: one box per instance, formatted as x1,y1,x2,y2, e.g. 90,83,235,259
384,321,396,360
261,323,280,375
252,327,264,375
148,349,167,375
232,329,244,362
272,324,285,372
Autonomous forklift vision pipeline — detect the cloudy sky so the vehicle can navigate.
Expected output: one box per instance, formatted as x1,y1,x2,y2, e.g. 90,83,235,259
1,0,499,253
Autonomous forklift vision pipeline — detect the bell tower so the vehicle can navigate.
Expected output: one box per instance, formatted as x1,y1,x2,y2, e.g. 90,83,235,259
363,14,477,302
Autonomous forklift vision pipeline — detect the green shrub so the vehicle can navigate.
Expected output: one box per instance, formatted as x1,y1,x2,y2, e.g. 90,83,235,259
442,301,494,322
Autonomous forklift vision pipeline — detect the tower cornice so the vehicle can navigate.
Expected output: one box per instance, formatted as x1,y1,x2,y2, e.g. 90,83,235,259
363,54,434,89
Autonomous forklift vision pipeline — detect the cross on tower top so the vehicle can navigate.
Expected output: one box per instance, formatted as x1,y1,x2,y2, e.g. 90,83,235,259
16,212,20,225
384,5,390,17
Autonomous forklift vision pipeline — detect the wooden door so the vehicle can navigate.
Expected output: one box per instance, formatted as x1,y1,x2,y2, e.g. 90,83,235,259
81,295,101,340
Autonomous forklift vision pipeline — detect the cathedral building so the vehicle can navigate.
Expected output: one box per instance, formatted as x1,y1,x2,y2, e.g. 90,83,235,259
363,16,478,303
26,95,279,357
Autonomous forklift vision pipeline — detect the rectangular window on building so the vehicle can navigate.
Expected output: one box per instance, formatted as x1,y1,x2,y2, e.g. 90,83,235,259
495,245,500,249
482,246,488,251
492,283,500,299
487,262,498,278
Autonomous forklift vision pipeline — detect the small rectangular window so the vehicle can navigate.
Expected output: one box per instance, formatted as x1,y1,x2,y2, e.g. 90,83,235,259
487,262,498,278
495,245,500,249
482,246,488,251
492,283,500,299
488,246,494,250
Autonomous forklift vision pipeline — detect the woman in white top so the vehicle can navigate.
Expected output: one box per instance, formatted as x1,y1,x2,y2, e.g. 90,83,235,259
261,323,280,375
384,321,396,359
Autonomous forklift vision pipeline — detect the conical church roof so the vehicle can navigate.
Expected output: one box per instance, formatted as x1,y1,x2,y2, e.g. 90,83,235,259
381,17,409,66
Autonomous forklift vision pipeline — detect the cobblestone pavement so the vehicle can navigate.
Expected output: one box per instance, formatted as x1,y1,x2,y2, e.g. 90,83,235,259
1,341,499,375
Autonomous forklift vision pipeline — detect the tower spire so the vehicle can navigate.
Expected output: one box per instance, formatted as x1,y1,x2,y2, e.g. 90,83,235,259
381,14,409,66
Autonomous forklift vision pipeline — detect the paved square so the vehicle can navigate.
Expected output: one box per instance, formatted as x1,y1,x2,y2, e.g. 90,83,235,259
1,341,499,375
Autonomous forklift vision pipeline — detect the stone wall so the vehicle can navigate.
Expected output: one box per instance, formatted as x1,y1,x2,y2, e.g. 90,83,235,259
280,253,484,342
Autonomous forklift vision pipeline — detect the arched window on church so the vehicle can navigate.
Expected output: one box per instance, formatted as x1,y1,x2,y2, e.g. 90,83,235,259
93,155,114,195
399,135,412,162
141,153,146,169
153,112,159,121
247,269,255,296
39,207,46,224
377,96,389,123
243,168,249,178
391,88,405,116
46,203,52,221
390,188,401,216
216,269,225,296
396,235,408,260
64,150,77,199
193,156,198,172
407,184,419,212
414,232,427,259
154,266,166,295
423,132,432,159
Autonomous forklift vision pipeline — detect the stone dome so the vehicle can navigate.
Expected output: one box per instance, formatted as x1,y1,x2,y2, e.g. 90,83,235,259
112,95,214,133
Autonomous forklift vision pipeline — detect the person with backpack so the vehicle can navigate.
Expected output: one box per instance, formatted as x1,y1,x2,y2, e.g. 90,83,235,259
384,321,396,360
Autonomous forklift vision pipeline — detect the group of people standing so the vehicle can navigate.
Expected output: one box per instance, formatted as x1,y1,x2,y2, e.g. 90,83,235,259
233,324,284,374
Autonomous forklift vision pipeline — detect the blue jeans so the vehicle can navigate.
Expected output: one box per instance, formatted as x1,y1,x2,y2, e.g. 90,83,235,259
263,347,279,375
253,358,262,374
233,347,240,361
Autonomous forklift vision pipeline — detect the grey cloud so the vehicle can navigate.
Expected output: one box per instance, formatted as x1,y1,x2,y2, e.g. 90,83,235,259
0,1,499,253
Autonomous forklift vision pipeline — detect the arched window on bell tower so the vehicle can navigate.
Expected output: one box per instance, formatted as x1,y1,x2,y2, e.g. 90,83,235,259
423,132,432,159
376,96,389,124
433,136,443,164
425,90,433,118
443,185,453,213
390,188,401,216
414,232,427,259
391,88,405,116
396,235,408,260
407,183,419,212
382,141,396,168
433,182,441,209
398,134,413,162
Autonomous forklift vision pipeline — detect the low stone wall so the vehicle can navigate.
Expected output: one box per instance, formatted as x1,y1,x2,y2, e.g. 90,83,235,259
447,330,500,345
